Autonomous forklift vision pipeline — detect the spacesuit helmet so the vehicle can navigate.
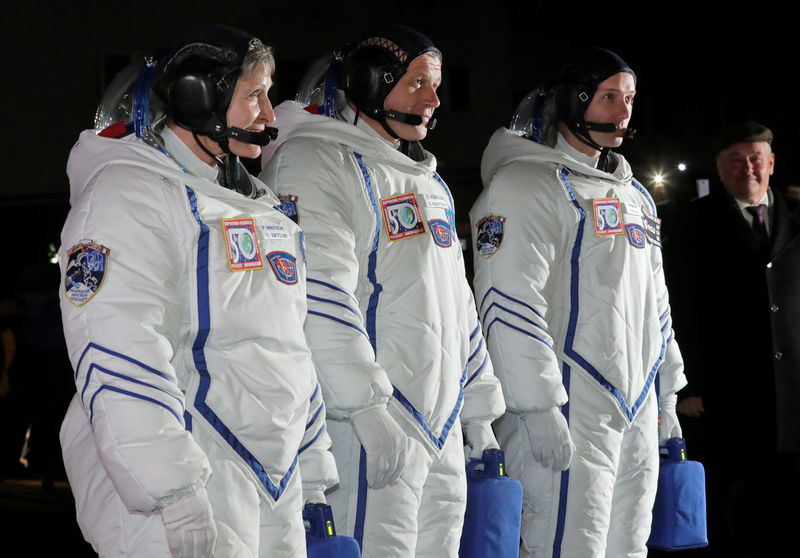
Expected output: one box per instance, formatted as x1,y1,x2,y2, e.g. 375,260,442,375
94,58,159,135
554,47,636,151
340,25,442,138
509,86,559,147
152,24,277,151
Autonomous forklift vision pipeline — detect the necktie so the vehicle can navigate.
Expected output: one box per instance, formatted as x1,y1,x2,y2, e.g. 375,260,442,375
745,204,769,248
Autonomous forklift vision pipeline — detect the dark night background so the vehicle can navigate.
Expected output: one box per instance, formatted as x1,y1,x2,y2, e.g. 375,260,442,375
3,1,799,295
3,1,800,300
0,0,797,554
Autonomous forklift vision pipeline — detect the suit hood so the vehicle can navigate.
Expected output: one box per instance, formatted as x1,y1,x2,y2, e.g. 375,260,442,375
481,127,633,188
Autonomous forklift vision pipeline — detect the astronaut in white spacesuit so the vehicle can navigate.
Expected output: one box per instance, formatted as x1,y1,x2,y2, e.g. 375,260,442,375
259,25,505,558
58,24,337,558
470,47,686,557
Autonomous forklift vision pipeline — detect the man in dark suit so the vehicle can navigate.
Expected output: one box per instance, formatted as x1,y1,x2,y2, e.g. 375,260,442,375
665,121,800,557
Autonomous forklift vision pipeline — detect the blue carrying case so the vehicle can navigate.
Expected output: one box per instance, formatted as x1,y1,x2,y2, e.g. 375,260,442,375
304,503,361,558
647,437,708,551
459,449,523,558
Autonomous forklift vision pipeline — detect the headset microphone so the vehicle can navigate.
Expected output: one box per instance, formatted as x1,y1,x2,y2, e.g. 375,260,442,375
584,121,636,139
584,121,616,133
384,110,437,130
227,126,278,146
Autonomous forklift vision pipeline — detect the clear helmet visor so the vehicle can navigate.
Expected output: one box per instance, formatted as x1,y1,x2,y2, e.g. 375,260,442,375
509,86,557,146
295,51,344,117
93,57,164,135
295,52,333,106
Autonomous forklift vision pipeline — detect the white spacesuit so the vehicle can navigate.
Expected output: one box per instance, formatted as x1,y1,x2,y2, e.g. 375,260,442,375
59,25,337,558
470,48,686,558
260,31,504,555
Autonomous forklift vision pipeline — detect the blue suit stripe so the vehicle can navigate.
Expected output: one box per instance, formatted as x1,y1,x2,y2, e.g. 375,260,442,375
307,294,360,316
354,153,383,352
306,403,324,430
89,385,182,424
557,169,665,421
354,447,368,549
479,287,545,321
632,179,655,214
307,310,369,339
185,186,295,501
552,364,572,558
482,301,548,336
468,337,484,362
81,363,183,411
298,425,325,455
76,342,171,382
432,172,454,209
307,277,359,304
465,354,488,387
470,323,480,340
392,384,464,450
485,317,553,349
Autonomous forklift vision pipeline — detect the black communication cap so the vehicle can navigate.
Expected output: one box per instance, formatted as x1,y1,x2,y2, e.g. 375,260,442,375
713,121,773,155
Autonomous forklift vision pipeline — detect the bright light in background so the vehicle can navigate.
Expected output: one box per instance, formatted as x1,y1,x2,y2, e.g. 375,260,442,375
653,173,664,186
48,243,59,264
677,163,687,172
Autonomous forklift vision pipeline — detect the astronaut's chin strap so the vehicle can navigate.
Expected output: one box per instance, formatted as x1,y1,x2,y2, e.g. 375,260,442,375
574,121,634,173
192,132,258,198
352,109,427,162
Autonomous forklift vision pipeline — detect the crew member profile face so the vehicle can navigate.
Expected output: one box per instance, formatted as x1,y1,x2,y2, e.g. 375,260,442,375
716,141,774,205
226,63,276,160
382,53,442,142
584,71,636,150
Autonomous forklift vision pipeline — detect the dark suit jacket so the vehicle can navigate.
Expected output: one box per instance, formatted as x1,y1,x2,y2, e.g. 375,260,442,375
665,185,800,456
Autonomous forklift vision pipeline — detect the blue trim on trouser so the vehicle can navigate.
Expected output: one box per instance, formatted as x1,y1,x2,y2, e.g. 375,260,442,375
354,447,368,549
552,364,572,558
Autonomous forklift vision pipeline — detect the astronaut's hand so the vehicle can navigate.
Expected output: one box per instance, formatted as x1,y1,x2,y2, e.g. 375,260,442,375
523,408,575,471
351,405,409,489
161,487,217,558
464,420,499,459
658,392,683,444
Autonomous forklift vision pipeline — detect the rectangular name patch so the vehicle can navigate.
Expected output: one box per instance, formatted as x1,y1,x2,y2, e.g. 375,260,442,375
260,223,290,240
423,192,451,210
